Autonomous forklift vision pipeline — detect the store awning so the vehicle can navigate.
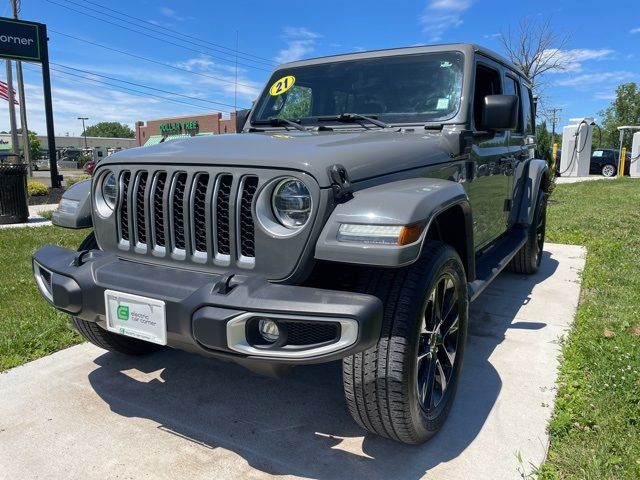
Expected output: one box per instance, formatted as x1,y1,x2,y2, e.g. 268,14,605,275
143,135,164,147
163,134,190,142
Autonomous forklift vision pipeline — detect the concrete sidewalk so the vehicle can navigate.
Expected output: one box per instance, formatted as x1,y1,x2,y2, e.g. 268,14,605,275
0,243,586,480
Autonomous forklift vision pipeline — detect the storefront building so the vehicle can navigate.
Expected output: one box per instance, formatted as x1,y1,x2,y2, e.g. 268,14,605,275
135,112,238,147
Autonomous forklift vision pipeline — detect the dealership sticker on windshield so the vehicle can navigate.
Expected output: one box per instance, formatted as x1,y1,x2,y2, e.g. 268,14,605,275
269,75,296,96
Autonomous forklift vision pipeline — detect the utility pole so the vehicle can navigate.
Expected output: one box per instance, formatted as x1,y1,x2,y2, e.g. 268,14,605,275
78,117,89,149
12,0,31,174
547,108,562,146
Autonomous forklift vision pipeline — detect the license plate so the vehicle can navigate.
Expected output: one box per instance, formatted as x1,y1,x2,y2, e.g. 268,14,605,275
104,290,167,346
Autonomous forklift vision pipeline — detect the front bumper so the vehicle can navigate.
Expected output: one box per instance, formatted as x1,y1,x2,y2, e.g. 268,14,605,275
32,245,382,366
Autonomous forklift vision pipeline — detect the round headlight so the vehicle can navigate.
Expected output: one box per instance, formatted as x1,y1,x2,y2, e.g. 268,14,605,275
272,178,312,229
102,172,117,210
95,171,117,217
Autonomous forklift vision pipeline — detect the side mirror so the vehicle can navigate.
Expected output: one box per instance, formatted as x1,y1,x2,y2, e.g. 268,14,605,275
235,109,251,133
481,95,519,131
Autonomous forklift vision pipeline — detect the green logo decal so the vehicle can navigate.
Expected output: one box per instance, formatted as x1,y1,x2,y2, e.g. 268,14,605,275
117,305,129,321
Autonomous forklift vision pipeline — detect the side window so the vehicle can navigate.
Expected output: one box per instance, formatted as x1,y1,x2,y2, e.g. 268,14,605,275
521,83,535,135
473,64,502,130
504,75,523,134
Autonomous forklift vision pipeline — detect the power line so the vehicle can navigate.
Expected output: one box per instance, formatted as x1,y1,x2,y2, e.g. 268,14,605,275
79,0,276,66
46,0,273,72
49,29,257,89
24,64,221,112
50,62,247,110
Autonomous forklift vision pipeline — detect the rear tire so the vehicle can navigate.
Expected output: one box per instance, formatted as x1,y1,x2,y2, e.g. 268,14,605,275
342,242,468,444
507,189,547,274
71,232,162,356
601,164,616,177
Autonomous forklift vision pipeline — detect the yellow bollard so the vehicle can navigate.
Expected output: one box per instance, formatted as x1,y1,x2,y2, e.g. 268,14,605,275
552,143,558,173
619,147,627,177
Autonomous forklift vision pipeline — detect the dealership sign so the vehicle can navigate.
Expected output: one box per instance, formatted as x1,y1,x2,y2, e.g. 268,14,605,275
0,17,41,62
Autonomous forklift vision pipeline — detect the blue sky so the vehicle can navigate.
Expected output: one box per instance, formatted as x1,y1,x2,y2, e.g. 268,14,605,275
1,0,639,136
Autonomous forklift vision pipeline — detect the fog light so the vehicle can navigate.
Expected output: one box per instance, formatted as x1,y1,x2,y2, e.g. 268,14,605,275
258,318,280,343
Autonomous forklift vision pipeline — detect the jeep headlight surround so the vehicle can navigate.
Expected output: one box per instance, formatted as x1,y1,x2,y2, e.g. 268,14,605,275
94,170,118,218
255,176,313,237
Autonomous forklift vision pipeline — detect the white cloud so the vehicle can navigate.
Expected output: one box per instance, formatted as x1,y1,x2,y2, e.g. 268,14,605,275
630,27,640,34
158,7,192,22
419,0,473,42
483,33,501,39
555,71,635,88
274,27,320,63
543,48,615,74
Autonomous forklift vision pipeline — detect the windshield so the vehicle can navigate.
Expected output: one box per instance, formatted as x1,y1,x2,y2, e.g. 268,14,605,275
251,51,464,127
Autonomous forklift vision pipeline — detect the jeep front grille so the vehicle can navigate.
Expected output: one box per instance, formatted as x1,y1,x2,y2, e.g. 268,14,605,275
117,169,259,265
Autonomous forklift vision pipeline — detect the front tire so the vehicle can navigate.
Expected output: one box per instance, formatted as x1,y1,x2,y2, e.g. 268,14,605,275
71,232,162,356
342,242,468,444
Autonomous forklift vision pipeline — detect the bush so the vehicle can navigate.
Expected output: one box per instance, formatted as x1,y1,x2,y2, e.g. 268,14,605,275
76,155,92,168
27,181,48,197
65,175,91,188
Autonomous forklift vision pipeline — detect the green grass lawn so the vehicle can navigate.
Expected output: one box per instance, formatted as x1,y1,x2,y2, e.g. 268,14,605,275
542,178,640,479
0,226,88,371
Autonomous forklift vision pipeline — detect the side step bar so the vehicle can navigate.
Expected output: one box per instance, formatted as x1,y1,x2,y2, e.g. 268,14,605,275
467,227,528,301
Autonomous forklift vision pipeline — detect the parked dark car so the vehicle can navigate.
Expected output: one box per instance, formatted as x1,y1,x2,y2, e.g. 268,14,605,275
33,43,550,445
590,148,631,177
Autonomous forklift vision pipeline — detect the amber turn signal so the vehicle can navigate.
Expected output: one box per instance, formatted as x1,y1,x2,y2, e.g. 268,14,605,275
398,224,424,246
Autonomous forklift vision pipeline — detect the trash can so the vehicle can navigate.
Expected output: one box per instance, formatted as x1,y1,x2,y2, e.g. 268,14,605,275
0,164,29,224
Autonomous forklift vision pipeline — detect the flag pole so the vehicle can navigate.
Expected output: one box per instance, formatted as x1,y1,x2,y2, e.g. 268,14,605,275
4,60,19,158
12,0,31,174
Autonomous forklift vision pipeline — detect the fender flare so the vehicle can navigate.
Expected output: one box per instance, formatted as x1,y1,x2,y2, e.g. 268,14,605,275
315,178,473,269
51,179,93,229
512,159,549,227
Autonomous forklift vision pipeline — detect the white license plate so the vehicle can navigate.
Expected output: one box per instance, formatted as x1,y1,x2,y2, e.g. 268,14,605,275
104,290,167,346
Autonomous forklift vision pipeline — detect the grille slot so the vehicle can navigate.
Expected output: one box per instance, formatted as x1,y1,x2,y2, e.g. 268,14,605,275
134,172,148,245
171,173,188,251
192,174,209,253
216,175,233,256
119,171,131,242
152,172,167,248
239,176,258,258
283,322,340,346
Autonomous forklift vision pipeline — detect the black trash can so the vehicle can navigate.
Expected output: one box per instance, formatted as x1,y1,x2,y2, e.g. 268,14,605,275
0,163,29,224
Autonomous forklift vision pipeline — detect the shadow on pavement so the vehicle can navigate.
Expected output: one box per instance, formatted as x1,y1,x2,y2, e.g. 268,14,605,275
88,252,559,480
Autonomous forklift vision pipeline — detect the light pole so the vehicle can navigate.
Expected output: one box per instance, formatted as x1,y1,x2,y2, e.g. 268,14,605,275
78,117,89,149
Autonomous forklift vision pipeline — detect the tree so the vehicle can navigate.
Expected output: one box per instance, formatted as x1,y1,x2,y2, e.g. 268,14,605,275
536,121,554,172
20,131,42,161
82,122,135,138
598,82,640,150
499,17,570,109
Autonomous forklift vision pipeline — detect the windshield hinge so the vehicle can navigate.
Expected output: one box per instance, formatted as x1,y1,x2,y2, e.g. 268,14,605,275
327,164,353,202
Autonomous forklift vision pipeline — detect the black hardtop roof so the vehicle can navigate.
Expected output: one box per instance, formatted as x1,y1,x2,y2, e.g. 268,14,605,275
279,43,529,83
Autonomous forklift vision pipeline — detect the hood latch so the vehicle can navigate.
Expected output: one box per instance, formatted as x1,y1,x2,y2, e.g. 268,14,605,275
327,164,353,202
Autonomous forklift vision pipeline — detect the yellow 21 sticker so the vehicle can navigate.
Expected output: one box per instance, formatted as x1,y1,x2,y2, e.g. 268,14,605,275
269,75,296,96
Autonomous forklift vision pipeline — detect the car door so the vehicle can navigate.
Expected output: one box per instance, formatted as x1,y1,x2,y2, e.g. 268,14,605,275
466,58,512,250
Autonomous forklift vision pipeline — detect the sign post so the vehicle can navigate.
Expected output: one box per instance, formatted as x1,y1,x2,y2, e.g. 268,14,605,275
0,17,61,188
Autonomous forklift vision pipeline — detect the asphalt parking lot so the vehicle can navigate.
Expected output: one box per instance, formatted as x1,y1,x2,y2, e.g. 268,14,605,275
0,243,586,480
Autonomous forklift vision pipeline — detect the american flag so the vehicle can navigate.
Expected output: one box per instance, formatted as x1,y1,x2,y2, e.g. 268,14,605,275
0,80,19,105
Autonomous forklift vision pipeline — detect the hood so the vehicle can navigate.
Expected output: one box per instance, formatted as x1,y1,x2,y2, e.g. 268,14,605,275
102,130,452,188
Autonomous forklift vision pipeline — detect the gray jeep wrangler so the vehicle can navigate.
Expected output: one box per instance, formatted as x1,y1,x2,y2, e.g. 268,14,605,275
33,43,549,445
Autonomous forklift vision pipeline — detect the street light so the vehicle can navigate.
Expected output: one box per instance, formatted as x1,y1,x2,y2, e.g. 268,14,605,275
78,117,89,149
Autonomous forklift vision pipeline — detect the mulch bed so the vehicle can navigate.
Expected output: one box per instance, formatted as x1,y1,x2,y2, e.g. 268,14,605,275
28,188,65,206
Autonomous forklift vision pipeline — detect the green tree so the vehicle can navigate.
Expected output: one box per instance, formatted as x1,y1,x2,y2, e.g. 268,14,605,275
599,82,640,150
536,121,554,171
82,122,135,138
20,131,42,161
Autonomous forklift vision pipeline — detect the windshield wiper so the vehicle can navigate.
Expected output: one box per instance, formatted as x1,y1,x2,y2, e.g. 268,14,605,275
252,117,308,132
318,113,392,129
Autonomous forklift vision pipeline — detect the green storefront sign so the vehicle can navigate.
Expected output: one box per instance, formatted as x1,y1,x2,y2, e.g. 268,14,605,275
159,120,199,134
